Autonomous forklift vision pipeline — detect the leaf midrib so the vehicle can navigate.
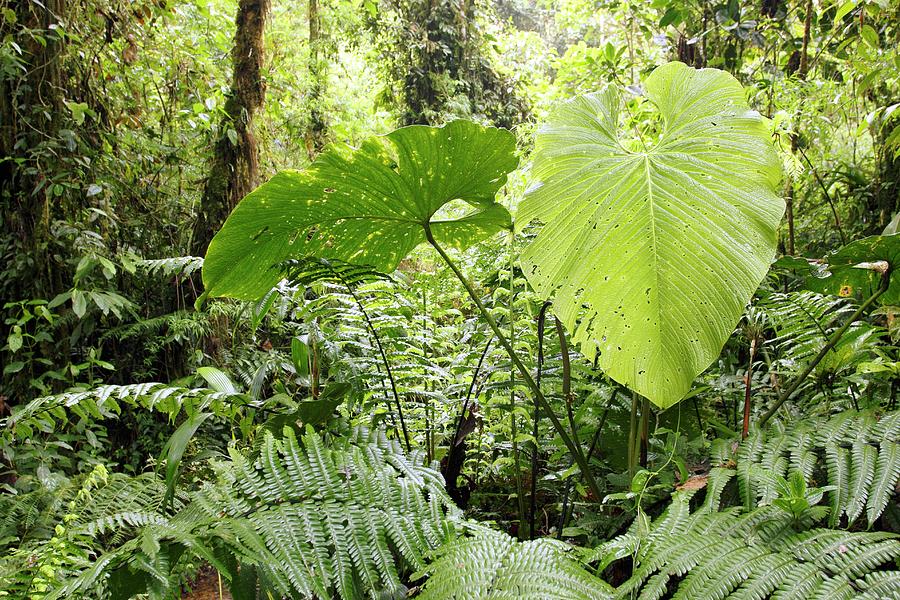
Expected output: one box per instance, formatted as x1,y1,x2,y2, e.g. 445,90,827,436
644,154,662,354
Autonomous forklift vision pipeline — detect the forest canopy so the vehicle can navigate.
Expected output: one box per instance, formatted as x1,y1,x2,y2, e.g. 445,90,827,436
1,0,899,598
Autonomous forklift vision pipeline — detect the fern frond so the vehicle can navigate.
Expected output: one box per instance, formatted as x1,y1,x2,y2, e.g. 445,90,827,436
601,489,900,600
859,571,900,599
847,440,877,523
282,256,393,288
737,409,900,525
3,383,251,441
137,256,204,277
868,441,900,525
419,529,613,600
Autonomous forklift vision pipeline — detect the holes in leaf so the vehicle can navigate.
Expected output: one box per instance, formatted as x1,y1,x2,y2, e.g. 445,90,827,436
431,198,475,222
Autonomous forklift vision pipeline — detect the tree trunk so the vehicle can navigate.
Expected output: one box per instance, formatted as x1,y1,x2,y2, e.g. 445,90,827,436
0,0,68,300
192,0,270,256
874,118,900,232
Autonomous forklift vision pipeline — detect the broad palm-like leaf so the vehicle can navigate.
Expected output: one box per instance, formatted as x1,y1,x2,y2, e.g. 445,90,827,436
203,120,518,300
518,62,784,407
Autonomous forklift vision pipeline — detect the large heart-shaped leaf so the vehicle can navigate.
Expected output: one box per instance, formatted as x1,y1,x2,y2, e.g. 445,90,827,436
203,120,517,300
806,233,899,304
518,62,784,408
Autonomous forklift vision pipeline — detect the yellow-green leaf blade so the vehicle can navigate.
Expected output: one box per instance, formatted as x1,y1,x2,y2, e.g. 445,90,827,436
519,62,784,408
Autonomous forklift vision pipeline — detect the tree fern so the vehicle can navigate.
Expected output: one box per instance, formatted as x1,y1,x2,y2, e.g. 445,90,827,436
418,527,613,599
596,488,900,600
2,383,251,443
136,256,204,278
40,426,462,599
738,409,900,526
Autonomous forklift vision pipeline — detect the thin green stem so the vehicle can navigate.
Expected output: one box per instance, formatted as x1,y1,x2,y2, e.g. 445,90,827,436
452,335,493,447
508,235,527,538
532,301,552,540
423,223,603,502
640,396,650,468
628,392,640,479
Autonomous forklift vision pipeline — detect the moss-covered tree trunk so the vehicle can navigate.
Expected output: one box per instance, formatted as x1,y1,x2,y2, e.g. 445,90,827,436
192,0,270,256
383,0,528,128
0,0,67,300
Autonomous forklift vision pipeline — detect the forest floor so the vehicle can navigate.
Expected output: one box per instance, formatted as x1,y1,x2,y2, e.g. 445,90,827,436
182,567,231,600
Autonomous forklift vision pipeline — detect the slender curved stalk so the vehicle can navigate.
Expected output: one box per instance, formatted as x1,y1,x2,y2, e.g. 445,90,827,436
557,388,616,539
452,335,493,447
442,334,493,501
741,337,757,439
532,301,552,539
373,363,399,432
640,397,650,468
758,267,890,427
693,397,704,433
628,392,639,479
508,234,527,539
423,223,603,502
333,269,410,451
555,316,580,449
797,145,846,245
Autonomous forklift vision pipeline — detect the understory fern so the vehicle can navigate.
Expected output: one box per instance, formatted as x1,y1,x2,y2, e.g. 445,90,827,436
419,528,613,599
596,480,900,600
136,256,204,278
37,426,461,599
0,472,177,550
0,466,172,598
728,408,900,526
759,291,882,384
2,383,251,442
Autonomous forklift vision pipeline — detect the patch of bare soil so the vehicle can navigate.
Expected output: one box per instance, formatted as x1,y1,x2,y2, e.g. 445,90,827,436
181,566,232,600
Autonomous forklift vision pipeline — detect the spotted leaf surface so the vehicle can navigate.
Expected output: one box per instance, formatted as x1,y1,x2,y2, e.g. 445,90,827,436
203,120,517,300
518,62,784,408
806,233,900,304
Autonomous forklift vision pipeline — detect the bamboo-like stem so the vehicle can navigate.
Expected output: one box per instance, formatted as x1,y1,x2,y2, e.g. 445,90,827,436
758,267,890,427
310,322,320,399
422,289,433,462
423,223,603,502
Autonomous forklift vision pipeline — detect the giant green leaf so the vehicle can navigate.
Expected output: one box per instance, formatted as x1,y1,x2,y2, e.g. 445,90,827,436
806,233,900,304
203,120,517,300
518,62,784,408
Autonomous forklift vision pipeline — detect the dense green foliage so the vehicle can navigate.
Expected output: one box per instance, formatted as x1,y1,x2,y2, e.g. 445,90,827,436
2,0,899,598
